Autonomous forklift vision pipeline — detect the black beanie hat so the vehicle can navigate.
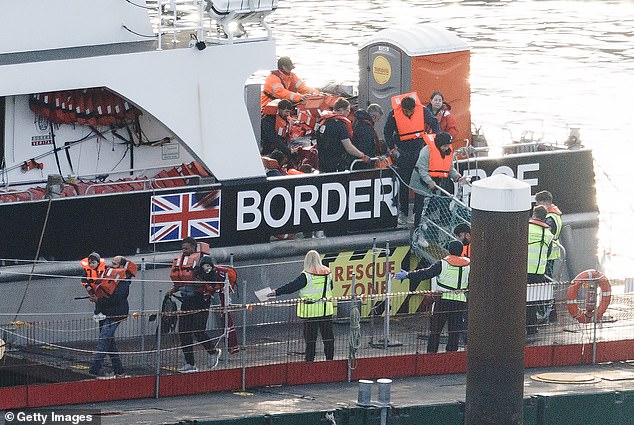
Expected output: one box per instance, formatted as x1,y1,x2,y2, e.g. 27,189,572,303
88,252,101,262
447,241,464,256
435,132,452,149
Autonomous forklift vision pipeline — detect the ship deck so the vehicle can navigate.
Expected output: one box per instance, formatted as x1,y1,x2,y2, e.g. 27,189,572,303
47,362,634,425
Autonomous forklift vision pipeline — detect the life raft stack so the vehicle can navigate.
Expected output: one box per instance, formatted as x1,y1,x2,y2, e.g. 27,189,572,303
566,269,612,324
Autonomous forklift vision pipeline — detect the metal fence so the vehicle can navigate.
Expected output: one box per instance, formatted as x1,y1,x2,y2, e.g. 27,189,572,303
1,280,632,389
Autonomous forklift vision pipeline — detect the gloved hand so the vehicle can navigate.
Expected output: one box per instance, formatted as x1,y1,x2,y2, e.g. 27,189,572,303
389,148,400,160
394,270,409,280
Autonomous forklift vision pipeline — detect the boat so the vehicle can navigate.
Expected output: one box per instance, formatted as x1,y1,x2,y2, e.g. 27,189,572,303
0,0,598,268
0,1,624,416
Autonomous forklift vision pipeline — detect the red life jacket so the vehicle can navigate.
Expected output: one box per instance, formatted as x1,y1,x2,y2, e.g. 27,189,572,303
204,265,238,293
423,135,454,178
462,244,471,258
320,113,354,138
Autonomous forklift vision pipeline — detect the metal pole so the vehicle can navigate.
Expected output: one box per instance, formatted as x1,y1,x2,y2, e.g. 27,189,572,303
157,0,163,50
241,280,247,392
348,275,355,383
591,278,598,364
223,273,230,361
154,290,163,400
383,242,390,350
465,174,531,425
370,238,377,343
140,258,146,354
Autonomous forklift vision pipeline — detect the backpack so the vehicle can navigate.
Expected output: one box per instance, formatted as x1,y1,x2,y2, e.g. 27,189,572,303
208,265,238,293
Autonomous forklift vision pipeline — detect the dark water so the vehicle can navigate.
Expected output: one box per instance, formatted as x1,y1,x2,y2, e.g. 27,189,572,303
265,0,634,277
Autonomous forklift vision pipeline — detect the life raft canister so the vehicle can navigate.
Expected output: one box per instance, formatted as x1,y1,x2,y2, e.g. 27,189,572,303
566,269,611,324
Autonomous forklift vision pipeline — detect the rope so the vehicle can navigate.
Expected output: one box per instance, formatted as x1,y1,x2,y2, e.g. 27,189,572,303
1,325,222,356
13,199,53,322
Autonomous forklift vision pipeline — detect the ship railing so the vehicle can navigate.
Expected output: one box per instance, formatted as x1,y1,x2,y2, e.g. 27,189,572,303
156,0,207,50
0,279,630,390
84,175,201,195
0,189,33,202
154,0,276,49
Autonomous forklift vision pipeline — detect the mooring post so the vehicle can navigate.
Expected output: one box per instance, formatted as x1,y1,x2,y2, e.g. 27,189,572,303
465,174,531,425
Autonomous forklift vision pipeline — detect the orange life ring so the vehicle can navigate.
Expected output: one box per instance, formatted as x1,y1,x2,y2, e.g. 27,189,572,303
566,269,611,324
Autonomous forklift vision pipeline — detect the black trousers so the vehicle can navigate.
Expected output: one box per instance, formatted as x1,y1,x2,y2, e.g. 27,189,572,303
395,140,423,216
526,274,546,335
427,299,467,353
303,316,334,362
179,296,217,365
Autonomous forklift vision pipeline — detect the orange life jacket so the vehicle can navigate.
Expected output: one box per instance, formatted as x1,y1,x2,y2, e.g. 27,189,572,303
91,260,137,299
445,255,470,267
261,70,313,111
462,244,471,258
170,252,202,287
275,114,290,140
423,135,454,178
391,92,426,141
80,257,106,288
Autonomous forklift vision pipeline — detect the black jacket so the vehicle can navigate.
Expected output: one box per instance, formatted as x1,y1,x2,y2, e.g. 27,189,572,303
352,110,377,158
94,278,130,318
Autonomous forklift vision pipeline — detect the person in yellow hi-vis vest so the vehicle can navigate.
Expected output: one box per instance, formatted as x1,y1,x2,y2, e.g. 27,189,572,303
267,250,334,362
395,241,469,353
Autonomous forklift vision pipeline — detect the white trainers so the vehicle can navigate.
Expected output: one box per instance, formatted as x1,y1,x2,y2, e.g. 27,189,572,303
398,213,408,226
178,363,198,373
417,233,429,248
209,349,222,369
407,214,415,224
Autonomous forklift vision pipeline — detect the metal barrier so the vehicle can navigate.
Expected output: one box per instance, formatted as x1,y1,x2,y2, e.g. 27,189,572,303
1,280,632,392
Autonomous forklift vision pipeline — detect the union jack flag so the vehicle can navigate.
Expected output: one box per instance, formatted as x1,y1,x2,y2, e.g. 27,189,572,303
149,190,221,243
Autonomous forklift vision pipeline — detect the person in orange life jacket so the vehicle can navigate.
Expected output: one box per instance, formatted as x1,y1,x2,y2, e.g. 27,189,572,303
89,256,132,377
453,223,471,258
351,103,384,170
535,190,563,278
452,223,472,345
409,132,463,230
426,91,459,140
260,99,297,157
383,96,439,225
526,205,554,336
394,241,469,353
315,97,371,173
260,56,318,111
80,252,106,297
263,149,289,177
194,255,240,355
168,237,221,373
267,250,335,362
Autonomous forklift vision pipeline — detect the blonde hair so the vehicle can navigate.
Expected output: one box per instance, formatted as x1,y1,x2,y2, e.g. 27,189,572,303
303,250,323,274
